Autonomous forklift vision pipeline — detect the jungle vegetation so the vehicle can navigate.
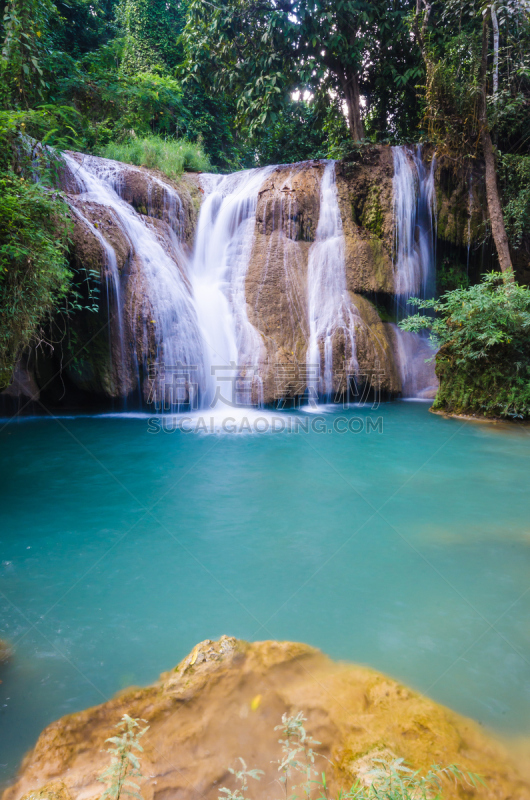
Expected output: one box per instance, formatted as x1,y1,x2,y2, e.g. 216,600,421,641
0,0,529,412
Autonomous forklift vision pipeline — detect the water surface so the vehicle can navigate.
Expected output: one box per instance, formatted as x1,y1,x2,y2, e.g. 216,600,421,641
1,403,529,782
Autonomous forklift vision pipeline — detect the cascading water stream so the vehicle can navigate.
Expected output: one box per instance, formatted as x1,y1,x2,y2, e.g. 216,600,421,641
391,145,438,398
392,145,437,398
190,167,275,408
392,145,436,314
63,153,206,407
306,161,360,403
60,149,442,409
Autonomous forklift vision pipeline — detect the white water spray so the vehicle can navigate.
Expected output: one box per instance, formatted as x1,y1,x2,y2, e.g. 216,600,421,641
64,154,205,405
190,167,275,407
392,146,436,313
391,146,438,398
306,161,360,402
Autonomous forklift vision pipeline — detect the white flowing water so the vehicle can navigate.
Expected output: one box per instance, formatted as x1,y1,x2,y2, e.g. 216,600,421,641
63,150,440,407
63,154,205,407
389,324,437,400
391,146,438,398
392,145,436,314
306,161,360,402
190,167,275,408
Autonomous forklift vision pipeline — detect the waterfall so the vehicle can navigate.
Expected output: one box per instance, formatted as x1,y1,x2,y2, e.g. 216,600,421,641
63,154,206,407
306,161,360,403
392,145,436,314
391,146,438,399
57,149,442,409
190,167,275,408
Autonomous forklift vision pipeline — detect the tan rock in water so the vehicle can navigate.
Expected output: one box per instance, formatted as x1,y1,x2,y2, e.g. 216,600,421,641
4,638,530,800
0,639,11,663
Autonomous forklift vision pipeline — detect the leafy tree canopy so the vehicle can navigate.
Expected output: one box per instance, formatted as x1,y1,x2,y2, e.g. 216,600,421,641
181,0,424,143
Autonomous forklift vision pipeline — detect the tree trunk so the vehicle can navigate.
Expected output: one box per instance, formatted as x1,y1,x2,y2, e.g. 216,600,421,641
414,0,432,55
479,11,513,277
338,67,364,141
491,3,499,97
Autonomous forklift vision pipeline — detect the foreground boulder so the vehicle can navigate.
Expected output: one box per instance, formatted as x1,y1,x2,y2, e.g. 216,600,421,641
4,638,530,800
0,638,12,664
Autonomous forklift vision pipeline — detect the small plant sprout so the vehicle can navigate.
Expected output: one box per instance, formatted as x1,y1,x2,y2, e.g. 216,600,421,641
219,757,264,800
316,758,484,800
98,714,150,800
274,712,321,800
220,714,485,800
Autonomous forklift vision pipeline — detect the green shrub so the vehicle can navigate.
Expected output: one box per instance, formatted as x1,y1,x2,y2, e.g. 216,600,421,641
499,154,530,250
400,272,530,418
0,171,72,388
99,134,212,178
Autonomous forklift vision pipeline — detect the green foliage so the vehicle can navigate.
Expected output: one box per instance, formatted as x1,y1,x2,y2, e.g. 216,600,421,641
100,134,211,177
0,169,72,387
331,759,482,800
0,0,58,107
499,153,530,248
181,0,422,142
49,49,188,149
436,256,470,293
50,0,120,58
401,271,530,417
245,100,329,166
220,713,482,800
117,0,186,73
422,1,530,158
423,27,484,156
219,760,264,800
99,715,149,800
321,103,353,159
274,712,320,799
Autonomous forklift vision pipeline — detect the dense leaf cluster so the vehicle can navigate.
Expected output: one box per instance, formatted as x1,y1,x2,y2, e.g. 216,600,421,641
401,272,530,417
0,158,71,387
422,0,530,158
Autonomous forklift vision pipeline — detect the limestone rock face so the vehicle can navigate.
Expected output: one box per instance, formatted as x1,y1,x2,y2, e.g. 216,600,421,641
336,148,395,295
245,155,400,402
246,163,321,402
4,637,530,800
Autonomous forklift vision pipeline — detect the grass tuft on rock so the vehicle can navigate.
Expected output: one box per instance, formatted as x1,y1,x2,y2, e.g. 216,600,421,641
99,135,212,179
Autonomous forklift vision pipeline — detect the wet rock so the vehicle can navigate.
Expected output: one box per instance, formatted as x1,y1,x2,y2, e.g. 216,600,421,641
1,359,40,402
4,637,530,800
350,294,400,395
336,147,395,295
246,153,400,402
0,638,12,663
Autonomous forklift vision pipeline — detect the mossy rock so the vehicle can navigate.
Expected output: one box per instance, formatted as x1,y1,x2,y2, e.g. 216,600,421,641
6,637,529,800
360,185,384,238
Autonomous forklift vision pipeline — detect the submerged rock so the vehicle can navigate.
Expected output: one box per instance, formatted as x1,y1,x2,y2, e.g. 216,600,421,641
0,638,11,663
4,637,529,800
